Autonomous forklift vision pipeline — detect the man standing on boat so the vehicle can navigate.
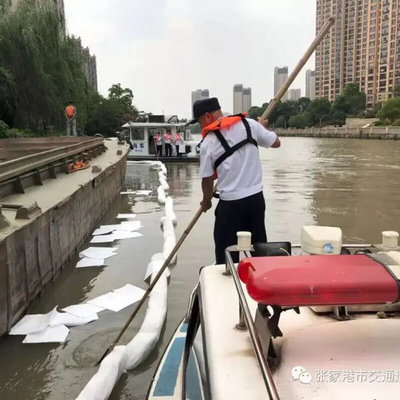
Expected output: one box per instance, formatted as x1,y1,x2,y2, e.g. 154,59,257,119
190,97,280,264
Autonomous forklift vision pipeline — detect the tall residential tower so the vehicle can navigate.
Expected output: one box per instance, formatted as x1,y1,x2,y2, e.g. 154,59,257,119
306,70,316,100
233,84,252,114
315,0,400,109
274,67,289,101
191,89,209,106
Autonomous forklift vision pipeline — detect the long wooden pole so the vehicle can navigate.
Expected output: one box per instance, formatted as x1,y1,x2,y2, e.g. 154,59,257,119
261,16,335,120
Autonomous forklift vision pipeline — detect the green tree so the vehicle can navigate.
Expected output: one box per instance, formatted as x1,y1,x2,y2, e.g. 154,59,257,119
307,98,331,126
0,0,98,133
377,97,400,124
288,111,312,129
275,115,286,128
85,84,138,136
332,83,366,116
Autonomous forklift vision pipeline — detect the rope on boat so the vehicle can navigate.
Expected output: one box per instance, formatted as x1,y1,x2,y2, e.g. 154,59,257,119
76,163,175,400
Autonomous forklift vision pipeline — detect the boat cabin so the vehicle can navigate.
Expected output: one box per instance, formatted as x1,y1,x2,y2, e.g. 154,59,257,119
121,119,198,159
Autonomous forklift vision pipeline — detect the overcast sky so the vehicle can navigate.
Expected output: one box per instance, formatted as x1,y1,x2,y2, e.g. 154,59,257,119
65,0,316,118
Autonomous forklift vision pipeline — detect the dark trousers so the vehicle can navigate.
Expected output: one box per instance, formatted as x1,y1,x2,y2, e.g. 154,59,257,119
165,143,172,157
176,145,182,157
157,145,162,156
214,191,267,264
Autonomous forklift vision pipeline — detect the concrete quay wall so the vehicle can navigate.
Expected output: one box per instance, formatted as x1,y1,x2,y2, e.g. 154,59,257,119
276,126,400,139
0,141,128,336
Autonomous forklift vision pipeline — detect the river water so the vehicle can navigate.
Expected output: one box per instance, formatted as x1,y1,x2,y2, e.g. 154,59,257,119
0,137,399,400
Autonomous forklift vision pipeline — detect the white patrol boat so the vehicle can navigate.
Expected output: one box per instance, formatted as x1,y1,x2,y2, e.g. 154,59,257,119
121,119,199,163
147,227,400,400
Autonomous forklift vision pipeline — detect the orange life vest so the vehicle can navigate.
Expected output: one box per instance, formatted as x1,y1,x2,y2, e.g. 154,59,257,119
201,113,248,138
65,105,76,118
200,113,257,170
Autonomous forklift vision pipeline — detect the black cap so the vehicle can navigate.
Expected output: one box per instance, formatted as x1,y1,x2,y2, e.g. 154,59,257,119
188,97,221,125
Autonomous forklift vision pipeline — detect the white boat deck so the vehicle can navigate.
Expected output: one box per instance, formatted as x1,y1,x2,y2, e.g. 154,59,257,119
199,263,400,400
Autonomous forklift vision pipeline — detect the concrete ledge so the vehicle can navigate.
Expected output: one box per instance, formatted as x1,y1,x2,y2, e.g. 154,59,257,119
0,140,129,335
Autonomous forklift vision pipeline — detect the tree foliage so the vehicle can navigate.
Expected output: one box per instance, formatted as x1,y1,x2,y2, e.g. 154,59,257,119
377,97,400,124
0,1,138,137
332,83,366,117
250,83,367,128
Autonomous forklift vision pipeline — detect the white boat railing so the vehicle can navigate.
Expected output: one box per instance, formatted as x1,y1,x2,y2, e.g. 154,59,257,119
225,247,280,400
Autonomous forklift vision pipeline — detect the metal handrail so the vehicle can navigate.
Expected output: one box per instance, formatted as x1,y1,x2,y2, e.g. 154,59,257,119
225,249,280,400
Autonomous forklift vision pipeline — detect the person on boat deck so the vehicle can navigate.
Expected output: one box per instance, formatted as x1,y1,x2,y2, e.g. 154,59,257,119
155,131,163,157
190,97,281,264
174,131,184,157
164,130,173,157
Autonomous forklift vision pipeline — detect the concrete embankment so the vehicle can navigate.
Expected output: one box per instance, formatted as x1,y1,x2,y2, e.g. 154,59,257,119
0,139,129,336
276,126,400,139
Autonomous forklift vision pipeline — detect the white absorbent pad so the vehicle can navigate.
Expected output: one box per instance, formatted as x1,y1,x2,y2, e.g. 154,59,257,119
79,247,118,260
76,258,105,268
23,325,69,344
62,304,105,318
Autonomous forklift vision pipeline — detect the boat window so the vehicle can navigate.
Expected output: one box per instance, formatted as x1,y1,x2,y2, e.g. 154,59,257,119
131,128,145,140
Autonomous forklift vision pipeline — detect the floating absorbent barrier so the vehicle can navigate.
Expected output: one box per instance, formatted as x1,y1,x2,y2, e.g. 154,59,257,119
165,197,177,226
76,269,169,400
157,186,166,204
161,216,176,265
159,176,169,191
76,346,128,400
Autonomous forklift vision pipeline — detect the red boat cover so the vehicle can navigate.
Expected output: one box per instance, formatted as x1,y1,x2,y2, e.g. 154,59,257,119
238,255,399,306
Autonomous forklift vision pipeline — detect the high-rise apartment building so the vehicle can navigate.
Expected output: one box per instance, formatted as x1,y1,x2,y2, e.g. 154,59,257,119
191,89,209,106
274,67,289,102
233,84,252,114
72,38,98,92
233,84,243,114
288,89,302,101
315,0,400,109
242,88,252,113
306,70,316,100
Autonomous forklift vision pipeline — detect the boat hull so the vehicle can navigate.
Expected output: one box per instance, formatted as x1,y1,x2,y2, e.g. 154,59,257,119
147,321,204,400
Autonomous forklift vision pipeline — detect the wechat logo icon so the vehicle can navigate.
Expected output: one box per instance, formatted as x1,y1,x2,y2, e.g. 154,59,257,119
292,366,312,384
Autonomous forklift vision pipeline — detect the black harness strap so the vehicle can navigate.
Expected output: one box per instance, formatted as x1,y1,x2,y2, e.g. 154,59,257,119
213,115,258,170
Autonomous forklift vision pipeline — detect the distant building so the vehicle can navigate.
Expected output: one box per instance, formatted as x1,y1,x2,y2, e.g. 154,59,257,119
288,89,301,101
233,84,243,114
305,70,316,100
274,67,288,101
242,87,252,114
191,89,209,106
316,0,400,109
233,84,252,114
71,37,98,92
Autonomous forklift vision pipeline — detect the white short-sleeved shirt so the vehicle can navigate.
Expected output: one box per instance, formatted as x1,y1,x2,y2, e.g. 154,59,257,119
199,118,277,201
